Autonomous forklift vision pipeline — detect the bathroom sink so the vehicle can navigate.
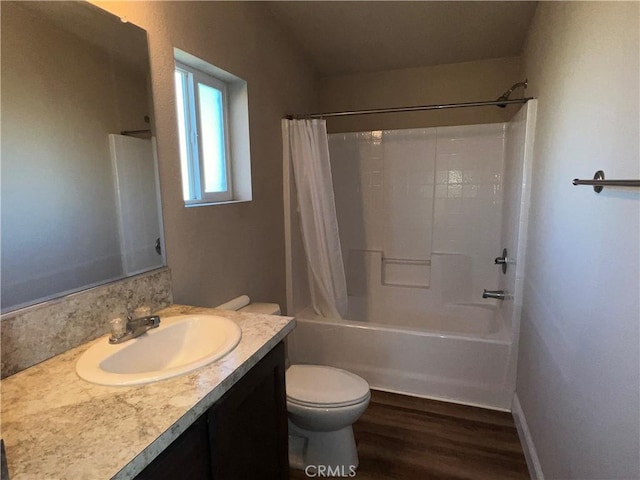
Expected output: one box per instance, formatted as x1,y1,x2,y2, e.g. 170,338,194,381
76,314,242,386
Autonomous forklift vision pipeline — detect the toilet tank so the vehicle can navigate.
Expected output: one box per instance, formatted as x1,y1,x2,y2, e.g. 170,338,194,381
219,296,288,369
216,295,281,316
239,303,281,315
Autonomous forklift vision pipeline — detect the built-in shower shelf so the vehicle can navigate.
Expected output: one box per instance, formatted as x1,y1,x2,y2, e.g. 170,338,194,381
382,257,431,289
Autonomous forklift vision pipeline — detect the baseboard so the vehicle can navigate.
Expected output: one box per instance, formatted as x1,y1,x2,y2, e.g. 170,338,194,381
512,393,544,480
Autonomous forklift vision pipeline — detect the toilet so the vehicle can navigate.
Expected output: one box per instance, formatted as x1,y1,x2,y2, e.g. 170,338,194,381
285,364,370,472
219,296,371,472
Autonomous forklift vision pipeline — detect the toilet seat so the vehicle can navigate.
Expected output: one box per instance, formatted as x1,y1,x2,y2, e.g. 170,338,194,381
287,395,370,409
286,365,370,408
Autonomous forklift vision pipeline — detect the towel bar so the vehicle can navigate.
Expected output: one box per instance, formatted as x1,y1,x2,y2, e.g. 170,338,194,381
572,170,640,193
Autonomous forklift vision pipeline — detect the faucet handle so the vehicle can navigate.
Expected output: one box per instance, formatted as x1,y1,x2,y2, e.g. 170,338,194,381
494,248,509,274
110,317,127,339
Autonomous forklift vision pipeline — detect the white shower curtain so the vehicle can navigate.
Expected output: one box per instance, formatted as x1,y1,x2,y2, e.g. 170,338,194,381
282,119,348,319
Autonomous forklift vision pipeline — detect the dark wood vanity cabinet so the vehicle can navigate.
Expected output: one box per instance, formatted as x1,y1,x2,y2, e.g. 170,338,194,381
134,414,211,480
135,342,288,480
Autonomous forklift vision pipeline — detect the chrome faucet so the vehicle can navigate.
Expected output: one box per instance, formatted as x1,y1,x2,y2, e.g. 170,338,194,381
109,314,160,344
482,289,508,300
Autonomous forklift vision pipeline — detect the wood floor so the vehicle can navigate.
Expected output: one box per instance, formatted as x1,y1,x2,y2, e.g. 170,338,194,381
289,390,529,480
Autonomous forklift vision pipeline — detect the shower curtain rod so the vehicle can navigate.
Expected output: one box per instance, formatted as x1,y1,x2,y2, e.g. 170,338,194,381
285,97,533,120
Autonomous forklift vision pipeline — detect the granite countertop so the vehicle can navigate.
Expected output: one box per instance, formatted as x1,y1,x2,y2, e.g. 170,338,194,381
1,304,295,480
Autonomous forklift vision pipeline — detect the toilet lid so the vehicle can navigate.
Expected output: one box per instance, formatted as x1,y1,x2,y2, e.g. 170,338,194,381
286,365,370,407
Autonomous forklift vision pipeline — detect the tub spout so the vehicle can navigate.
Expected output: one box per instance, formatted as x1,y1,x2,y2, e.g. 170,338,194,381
482,289,507,300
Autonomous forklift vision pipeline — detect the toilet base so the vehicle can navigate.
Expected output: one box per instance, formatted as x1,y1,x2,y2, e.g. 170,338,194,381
288,420,359,476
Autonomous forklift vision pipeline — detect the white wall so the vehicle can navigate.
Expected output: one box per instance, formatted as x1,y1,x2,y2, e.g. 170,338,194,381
319,56,523,133
517,2,640,478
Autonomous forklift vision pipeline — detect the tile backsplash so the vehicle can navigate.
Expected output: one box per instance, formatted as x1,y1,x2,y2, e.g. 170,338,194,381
1,268,172,378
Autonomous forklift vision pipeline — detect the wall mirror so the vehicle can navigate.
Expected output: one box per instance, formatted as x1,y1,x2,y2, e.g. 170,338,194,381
1,1,164,313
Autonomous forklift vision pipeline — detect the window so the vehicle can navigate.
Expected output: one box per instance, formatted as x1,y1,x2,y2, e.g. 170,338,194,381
173,50,252,206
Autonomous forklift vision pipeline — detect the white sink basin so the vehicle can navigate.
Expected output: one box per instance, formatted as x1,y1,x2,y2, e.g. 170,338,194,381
76,314,242,386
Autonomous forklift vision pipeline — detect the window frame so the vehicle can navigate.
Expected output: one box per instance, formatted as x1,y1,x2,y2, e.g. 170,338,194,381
175,61,233,205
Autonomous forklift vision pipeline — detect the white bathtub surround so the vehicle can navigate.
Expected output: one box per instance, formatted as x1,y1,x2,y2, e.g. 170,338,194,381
497,101,537,395
286,113,537,411
433,124,506,302
328,124,506,320
329,129,437,292
109,134,164,276
338,250,503,330
282,119,348,319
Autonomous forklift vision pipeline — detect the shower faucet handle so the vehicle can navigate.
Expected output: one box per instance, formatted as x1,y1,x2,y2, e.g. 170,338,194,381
494,248,509,274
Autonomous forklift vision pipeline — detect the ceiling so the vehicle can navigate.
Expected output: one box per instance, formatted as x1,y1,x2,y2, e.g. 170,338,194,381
266,1,538,76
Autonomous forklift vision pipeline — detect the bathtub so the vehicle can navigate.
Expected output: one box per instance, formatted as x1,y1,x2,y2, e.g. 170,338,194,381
287,302,515,411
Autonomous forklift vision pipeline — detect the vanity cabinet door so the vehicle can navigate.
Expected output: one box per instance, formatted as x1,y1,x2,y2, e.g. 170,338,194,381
134,341,288,480
208,341,289,480
134,414,212,480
